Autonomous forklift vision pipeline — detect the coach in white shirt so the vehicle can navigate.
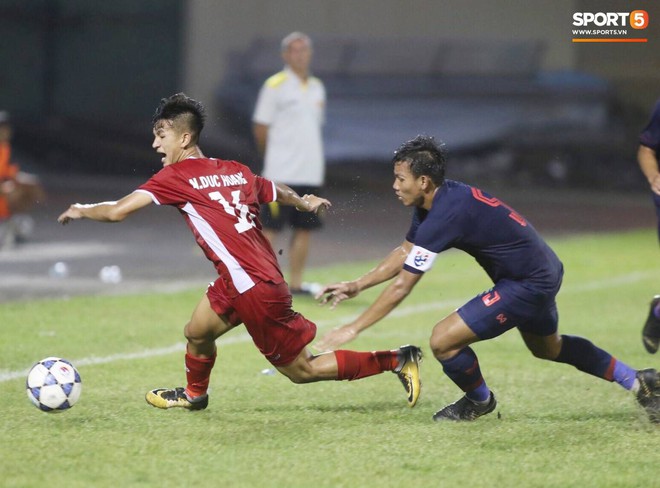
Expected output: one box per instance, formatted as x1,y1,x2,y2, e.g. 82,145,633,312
253,31,326,294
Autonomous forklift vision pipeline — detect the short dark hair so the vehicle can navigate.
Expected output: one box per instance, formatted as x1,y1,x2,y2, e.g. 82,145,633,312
392,135,446,186
152,93,206,144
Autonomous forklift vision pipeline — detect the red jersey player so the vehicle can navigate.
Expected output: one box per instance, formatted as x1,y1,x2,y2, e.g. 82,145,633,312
58,93,422,410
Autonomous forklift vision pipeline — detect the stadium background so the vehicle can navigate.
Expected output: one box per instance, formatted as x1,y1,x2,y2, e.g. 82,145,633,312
0,0,658,301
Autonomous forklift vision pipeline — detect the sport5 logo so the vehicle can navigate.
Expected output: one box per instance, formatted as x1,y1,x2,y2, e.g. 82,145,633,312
572,10,648,29
413,250,429,267
482,291,501,307
630,10,649,29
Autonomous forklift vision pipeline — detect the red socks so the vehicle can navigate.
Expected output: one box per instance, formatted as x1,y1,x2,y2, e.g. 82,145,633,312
334,349,398,381
184,349,398,392
184,350,216,398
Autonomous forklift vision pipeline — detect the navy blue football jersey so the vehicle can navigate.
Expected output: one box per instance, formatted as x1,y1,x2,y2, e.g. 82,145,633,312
403,180,562,291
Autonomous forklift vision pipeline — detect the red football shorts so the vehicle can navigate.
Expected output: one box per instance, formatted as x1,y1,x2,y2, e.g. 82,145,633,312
206,278,317,366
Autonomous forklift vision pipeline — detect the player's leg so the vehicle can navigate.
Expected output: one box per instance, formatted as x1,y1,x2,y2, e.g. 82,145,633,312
237,281,422,406
182,293,238,397
288,228,310,291
184,293,236,357
275,344,416,382
288,187,322,293
521,304,660,422
275,347,336,382
430,281,538,421
641,194,660,353
523,330,637,391
430,311,497,421
642,295,660,354
146,282,239,410
275,343,423,407
519,301,638,389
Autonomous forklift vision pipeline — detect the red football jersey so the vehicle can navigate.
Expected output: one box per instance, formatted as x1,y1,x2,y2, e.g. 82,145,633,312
137,157,283,296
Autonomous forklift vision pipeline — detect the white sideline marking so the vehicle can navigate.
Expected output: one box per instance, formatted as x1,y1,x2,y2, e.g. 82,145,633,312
2,300,463,384
0,241,125,263
1,270,656,383
562,271,657,293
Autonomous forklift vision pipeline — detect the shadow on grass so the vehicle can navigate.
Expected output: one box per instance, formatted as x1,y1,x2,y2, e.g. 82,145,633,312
252,400,405,415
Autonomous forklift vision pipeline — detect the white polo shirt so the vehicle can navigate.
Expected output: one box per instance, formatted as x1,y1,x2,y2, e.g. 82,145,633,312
253,66,326,186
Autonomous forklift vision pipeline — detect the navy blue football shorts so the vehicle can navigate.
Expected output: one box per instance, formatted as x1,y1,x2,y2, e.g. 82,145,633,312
457,279,560,340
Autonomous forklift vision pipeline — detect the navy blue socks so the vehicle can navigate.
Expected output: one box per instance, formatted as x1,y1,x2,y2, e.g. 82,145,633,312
553,334,636,389
440,334,638,402
439,347,491,402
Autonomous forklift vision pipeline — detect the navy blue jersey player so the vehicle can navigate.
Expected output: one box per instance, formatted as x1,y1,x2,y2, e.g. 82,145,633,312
638,98,660,354
639,98,660,243
316,135,660,423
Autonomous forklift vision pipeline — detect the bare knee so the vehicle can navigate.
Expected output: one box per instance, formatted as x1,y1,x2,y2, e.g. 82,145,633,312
429,330,462,361
522,333,562,361
528,346,559,361
184,321,216,346
277,351,337,384
279,365,315,384
183,319,227,359
430,335,450,360
429,312,479,361
286,373,311,384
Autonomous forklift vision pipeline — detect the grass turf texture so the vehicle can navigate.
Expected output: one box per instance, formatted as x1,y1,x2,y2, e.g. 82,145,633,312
1,229,659,487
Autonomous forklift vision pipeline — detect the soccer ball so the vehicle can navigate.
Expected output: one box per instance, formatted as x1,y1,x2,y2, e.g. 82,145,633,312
26,357,82,412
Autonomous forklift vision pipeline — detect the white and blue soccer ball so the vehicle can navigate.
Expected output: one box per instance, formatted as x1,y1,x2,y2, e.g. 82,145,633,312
26,357,82,412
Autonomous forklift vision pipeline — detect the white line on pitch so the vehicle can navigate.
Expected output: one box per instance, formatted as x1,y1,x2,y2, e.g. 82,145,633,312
1,269,656,383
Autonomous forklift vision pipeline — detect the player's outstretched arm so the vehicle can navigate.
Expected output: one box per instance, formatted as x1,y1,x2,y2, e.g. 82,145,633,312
317,240,413,309
275,182,331,214
57,191,153,225
314,268,423,351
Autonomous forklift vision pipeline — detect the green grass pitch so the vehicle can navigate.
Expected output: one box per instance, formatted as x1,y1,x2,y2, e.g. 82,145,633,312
1,229,659,487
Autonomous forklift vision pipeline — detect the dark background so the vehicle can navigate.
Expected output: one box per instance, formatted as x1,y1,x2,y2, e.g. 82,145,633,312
0,0,657,303
1,0,659,189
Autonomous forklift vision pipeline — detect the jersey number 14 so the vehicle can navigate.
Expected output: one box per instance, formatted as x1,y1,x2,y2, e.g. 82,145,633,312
208,190,256,233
